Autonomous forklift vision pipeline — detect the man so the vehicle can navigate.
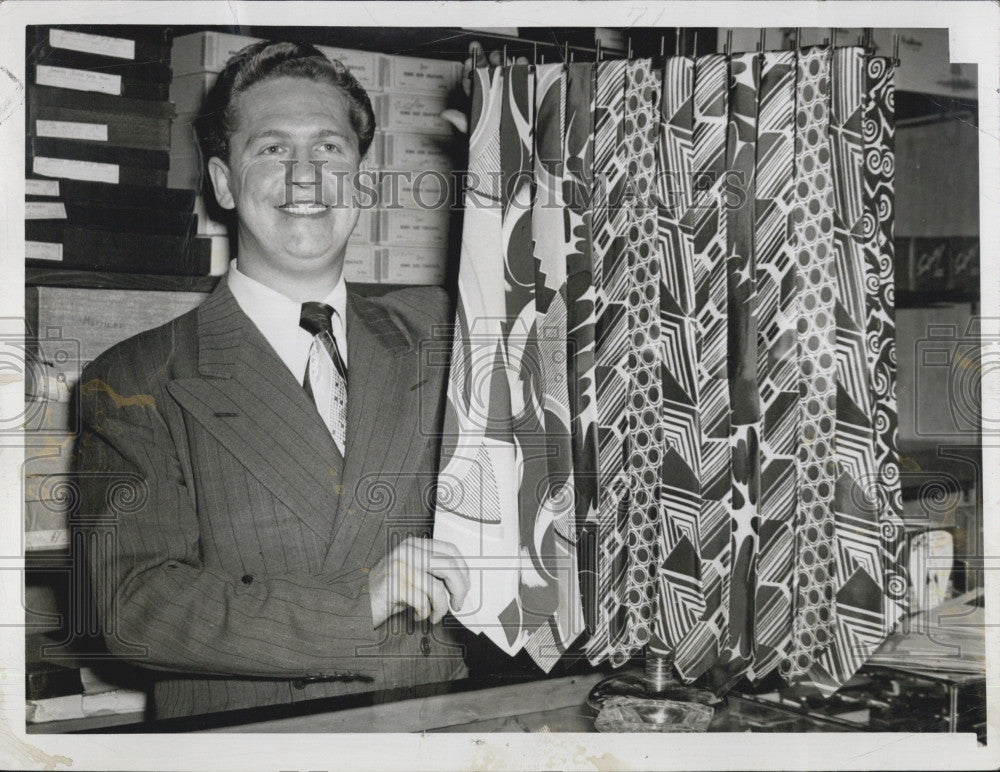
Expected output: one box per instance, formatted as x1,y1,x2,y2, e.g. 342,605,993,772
75,40,470,721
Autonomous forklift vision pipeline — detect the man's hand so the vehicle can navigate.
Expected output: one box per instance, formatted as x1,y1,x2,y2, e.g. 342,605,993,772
368,536,470,628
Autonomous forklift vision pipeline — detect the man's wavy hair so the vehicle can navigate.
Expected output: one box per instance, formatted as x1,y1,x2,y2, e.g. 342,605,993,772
194,40,377,167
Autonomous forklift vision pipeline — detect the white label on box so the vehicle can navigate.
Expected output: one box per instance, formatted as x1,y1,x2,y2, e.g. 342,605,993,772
381,208,451,245
25,202,67,220
316,46,380,88
385,56,461,95
382,132,453,170
36,119,109,142
25,179,60,196
382,93,451,135
50,28,136,60
25,529,71,552
206,33,265,71
343,246,378,282
26,241,64,262
36,65,121,96
382,248,447,284
34,156,120,184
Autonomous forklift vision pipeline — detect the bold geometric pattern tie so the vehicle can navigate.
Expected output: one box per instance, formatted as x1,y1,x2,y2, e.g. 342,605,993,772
749,50,797,682
673,53,732,681
863,55,907,633
500,63,557,661
433,65,525,658
300,301,348,456
617,57,663,659
585,58,632,666
710,50,763,689
563,61,601,635
520,62,585,668
807,47,902,694
782,45,839,681
649,54,706,655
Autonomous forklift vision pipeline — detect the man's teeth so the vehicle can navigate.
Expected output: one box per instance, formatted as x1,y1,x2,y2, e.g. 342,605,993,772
282,203,327,212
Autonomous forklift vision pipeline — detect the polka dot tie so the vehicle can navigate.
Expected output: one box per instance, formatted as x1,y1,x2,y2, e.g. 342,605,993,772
782,45,839,680
300,301,348,458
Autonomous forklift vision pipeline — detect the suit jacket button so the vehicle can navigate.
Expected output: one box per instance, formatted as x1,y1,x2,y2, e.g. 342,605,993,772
420,635,431,656
241,574,254,585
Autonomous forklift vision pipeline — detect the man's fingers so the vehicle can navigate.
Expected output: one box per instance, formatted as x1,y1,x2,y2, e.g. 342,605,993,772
428,577,450,624
396,537,470,612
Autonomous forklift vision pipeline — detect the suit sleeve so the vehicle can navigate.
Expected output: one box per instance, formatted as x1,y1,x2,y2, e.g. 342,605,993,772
76,346,386,680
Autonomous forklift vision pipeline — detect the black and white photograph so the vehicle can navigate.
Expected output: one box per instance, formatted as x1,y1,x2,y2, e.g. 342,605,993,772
0,1,996,769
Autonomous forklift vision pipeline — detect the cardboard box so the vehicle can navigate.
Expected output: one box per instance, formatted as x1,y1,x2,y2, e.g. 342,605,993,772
377,92,453,136
381,55,463,96
343,244,379,283
379,131,456,171
378,207,452,247
171,32,381,88
378,246,448,285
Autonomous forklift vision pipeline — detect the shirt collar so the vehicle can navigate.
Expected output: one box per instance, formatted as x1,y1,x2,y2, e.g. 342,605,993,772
226,259,348,380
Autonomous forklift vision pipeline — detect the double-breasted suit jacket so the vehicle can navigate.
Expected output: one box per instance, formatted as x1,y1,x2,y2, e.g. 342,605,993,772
75,277,467,720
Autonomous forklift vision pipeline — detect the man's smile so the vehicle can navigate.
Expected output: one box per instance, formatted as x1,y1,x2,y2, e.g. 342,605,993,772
277,202,331,217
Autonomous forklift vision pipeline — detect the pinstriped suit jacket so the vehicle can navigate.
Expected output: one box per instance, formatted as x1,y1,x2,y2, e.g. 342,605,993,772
75,277,467,721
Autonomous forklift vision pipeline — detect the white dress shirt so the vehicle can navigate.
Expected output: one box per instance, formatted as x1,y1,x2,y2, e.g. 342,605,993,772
226,259,348,386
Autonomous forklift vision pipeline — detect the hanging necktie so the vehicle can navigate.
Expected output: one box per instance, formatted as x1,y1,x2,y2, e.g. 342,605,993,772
863,55,907,636
673,53,731,682
300,301,348,457
617,57,663,660
520,62,585,668
807,47,903,694
585,58,631,667
434,66,524,657
649,54,706,655
563,61,601,635
710,50,763,689
781,45,838,681
749,49,797,682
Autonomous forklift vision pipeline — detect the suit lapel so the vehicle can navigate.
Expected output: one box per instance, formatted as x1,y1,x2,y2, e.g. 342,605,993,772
322,289,426,573
166,280,345,543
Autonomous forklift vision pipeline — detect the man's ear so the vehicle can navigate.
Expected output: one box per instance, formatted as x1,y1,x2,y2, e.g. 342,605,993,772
207,156,236,210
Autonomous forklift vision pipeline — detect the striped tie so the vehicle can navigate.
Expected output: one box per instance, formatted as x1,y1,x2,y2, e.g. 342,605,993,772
300,301,348,456
563,61,601,634
781,45,839,681
585,58,632,666
807,47,903,694
649,54,706,655
749,50,797,681
673,53,731,682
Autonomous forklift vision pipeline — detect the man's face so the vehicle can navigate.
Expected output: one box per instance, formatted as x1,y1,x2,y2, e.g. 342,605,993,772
208,75,364,285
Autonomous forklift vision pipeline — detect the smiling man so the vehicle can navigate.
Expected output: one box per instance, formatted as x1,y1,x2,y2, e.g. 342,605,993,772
75,41,470,721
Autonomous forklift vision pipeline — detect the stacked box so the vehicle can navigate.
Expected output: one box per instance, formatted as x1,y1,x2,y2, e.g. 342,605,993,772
26,26,217,276
373,55,462,285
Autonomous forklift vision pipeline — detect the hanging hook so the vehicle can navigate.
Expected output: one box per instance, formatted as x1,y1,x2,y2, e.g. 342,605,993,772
660,35,666,59
692,30,698,58
627,37,633,61
471,46,478,72
596,38,602,62
533,41,538,67
675,27,681,58
758,28,766,57
893,32,901,66
725,29,732,57
794,28,801,51
502,44,508,67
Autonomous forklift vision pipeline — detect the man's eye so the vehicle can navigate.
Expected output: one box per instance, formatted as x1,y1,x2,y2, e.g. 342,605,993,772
320,142,342,153
261,145,283,155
